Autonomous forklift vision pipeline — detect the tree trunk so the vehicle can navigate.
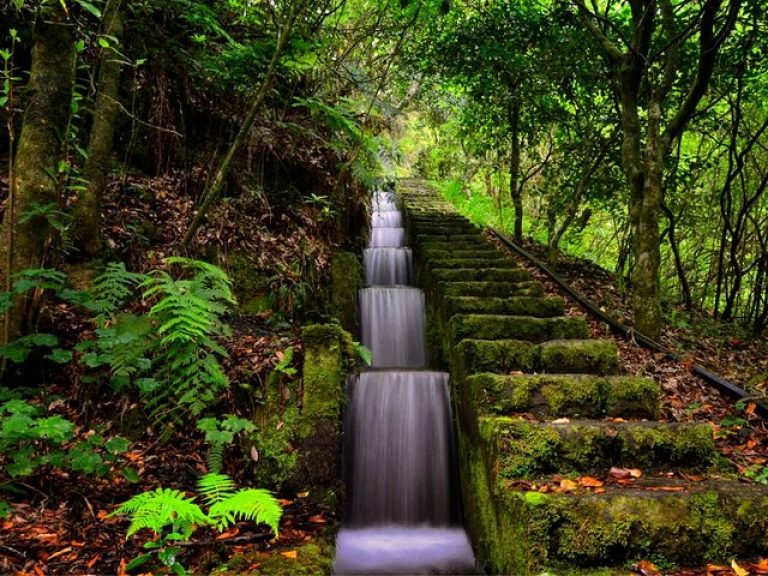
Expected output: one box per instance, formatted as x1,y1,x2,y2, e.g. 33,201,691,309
0,5,75,344
72,0,123,260
508,93,522,242
662,202,692,310
630,99,664,340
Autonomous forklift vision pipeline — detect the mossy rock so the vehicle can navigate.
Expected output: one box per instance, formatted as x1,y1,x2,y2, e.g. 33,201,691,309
223,541,335,575
449,314,587,344
426,258,520,270
440,280,545,298
466,373,658,419
300,323,347,425
455,339,539,375
330,251,361,334
490,483,768,571
441,296,565,318
420,248,502,260
416,232,485,243
539,339,619,375
481,417,716,477
432,268,529,283
229,251,270,314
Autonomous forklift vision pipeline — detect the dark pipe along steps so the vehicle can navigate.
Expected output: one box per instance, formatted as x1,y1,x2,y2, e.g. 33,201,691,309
398,180,768,575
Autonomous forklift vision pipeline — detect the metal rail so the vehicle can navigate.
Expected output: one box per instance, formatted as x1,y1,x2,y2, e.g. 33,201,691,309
489,228,768,419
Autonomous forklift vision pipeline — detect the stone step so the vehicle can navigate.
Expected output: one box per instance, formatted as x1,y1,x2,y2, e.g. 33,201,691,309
420,245,500,258
440,281,545,298
433,268,531,284
467,373,660,419
456,338,618,375
448,314,587,344
410,224,479,235
479,417,715,477
441,296,565,318
463,447,768,574
426,258,520,270
416,233,486,243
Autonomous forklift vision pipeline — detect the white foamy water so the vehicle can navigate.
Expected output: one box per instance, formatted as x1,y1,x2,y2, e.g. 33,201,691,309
333,526,476,575
370,227,406,247
360,287,426,367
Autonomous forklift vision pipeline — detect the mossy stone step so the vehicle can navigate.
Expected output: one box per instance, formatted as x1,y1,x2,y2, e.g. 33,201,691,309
426,258,520,270
410,224,479,235
433,268,530,284
442,296,565,318
420,244,500,257
456,339,618,375
416,233,486,243
480,417,716,477
448,314,587,344
440,280,545,298
467,373,660,419
464,451,768,575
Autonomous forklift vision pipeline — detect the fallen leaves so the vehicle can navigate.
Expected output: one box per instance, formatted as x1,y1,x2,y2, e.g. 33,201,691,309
631,559,661,576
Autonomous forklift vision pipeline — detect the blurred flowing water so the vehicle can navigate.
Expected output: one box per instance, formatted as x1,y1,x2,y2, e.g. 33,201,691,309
333,190,476,575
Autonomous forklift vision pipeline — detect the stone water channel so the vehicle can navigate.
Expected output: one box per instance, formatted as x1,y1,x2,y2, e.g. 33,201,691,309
332,191,477,575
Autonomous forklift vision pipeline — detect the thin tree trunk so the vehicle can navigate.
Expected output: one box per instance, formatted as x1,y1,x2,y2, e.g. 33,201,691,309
182,3,301,248
661,202,692,310
0,5,75,345
72,0,124,259
508,91,522,242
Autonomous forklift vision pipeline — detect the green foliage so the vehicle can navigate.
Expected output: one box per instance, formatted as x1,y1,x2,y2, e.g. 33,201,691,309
112,473,281,574
0,397,129,479
196,414,255,473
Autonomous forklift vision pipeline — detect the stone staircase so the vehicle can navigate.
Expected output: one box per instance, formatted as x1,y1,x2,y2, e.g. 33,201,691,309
399,180,768,574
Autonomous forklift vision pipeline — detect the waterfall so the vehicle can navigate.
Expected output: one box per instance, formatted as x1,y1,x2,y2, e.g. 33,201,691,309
333,189,476,575
363,248,412,286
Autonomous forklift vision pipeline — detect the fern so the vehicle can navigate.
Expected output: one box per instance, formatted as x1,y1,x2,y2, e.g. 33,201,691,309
112,487,209,539
197,472,236,506
87,262,145,321
208,488,281,535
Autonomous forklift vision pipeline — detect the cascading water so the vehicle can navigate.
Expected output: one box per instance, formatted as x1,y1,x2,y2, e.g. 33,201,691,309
333,191,476,575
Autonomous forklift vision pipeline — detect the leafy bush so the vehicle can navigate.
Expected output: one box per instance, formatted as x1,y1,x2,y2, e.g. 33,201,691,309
0,397,130,478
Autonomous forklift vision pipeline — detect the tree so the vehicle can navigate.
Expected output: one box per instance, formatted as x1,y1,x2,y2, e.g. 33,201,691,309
0,3,75,344
572,0,741,339
72,0,124,259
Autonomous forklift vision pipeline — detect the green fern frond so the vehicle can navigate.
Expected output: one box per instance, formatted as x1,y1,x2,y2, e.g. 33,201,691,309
197,473,236,505
208,488,282,535
89,262,145,318
112,487,210,538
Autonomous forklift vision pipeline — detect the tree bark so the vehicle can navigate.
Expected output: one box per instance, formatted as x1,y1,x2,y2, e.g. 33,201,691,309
508,91,522,242
72,0,124,260
0,5,75,344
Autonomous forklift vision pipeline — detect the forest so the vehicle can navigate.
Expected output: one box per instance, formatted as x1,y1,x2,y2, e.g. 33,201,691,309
0,0,767,575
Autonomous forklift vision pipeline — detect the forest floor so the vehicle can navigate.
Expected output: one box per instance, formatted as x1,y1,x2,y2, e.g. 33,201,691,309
0,170,341,575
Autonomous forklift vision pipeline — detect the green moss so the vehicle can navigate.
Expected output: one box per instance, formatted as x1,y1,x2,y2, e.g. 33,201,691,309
441,280,545,298
468,373,539,413
539,339,619,375
229,251,270,314
221,541,334,575
482,417,561,478
330,251,361,334
441,296,564,318
619,422,715,469
547,317,589,340
428,258,520,270
540,376,604,417
456,339,539,375
431,268,529,283
603,377,660,418
450,314,550,343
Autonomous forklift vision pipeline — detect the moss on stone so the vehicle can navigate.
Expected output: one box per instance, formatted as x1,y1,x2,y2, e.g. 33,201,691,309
539,376,605,417
330,251,361,334
604,376,660,418
539,339,619,375
450,314,551,343
456,339,539,375
223,540,334,575
229,251,270,314
427,258,519,270
300,324,346,431
618,422,715,469
441,280,545,298
547,317,589,340
416,232,485,243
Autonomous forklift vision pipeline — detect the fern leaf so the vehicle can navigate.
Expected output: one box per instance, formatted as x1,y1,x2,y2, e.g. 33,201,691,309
197,473,235,505
208,488,282,535
112,487,210,538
